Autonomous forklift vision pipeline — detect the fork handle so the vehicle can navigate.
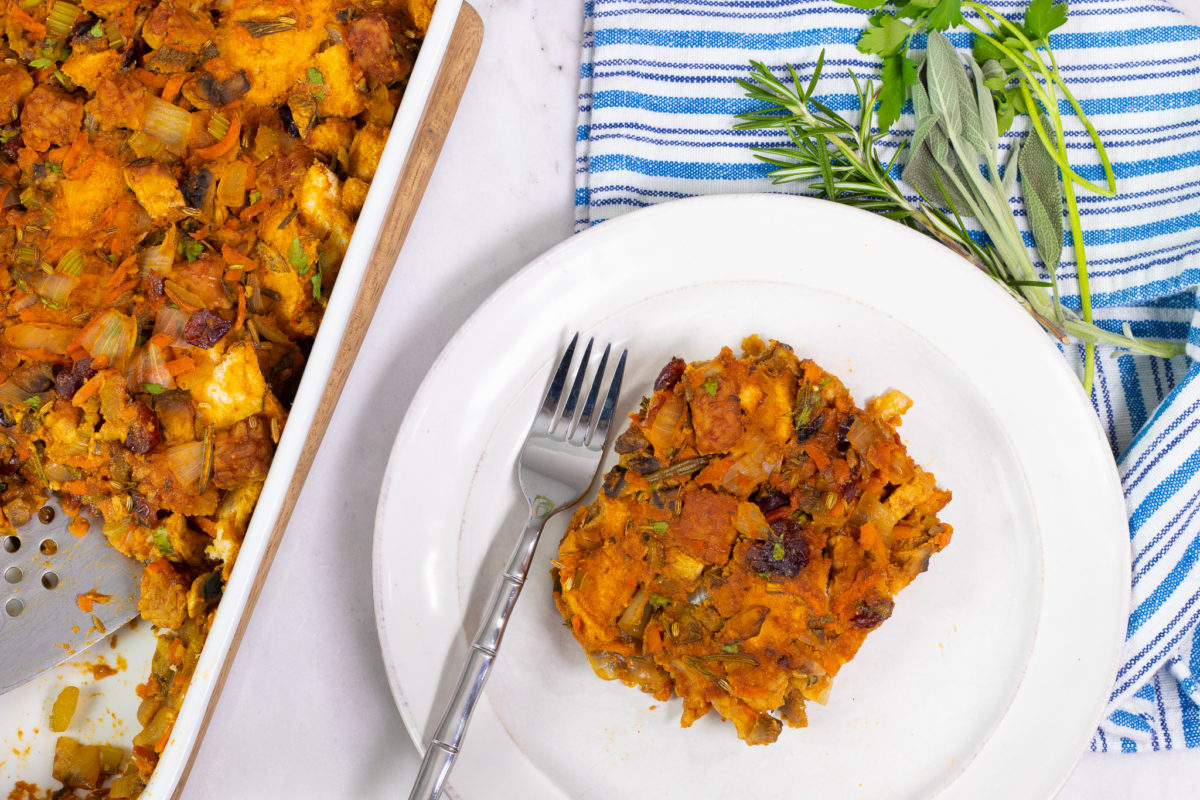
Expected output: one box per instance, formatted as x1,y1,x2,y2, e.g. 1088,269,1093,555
408,513,545,800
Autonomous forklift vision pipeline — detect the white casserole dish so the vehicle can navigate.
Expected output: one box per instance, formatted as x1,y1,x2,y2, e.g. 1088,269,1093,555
0,0,463,793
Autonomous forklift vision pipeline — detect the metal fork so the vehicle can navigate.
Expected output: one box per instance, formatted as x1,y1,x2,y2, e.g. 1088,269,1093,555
408,333,627,800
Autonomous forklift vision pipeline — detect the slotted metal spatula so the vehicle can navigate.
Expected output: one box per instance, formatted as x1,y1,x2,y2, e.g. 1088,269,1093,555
0,499,140,693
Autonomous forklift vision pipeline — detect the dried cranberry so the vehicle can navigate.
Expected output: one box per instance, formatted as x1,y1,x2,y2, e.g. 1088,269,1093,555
124,402,162,454
747,521,809,579
130,492,156,526
146,272,165,298
653,357,686,392
183,309,233,348
0,452,20,475
751,487,789,514
850,597,894,629
55,358,96,400
835,415,853,453
0,132,22,163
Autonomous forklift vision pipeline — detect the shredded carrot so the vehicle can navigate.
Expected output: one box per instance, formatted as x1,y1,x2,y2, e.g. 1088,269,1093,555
167,637,186,664
103,278,140,305
76,589,111,614
194,112,241,160
859,521,878,550
106,255,138,288
891,525,919,541
804,441,830,470
220,245,255,270
145,558,172,576
238,197,269,222
162,284,199,312
67,346,89,362
164,357,195,377
160,72,188,103
15,348,69,363
234,285,246,330
90,354,110,370
70,373,104,406
223,268,244,282
135,69,168,90
832,458,850,484
147,333,173,349
61,130,89,177
153,722,174,754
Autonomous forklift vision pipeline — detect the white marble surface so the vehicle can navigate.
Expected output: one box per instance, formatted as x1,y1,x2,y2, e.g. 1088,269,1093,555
179,1,1200,797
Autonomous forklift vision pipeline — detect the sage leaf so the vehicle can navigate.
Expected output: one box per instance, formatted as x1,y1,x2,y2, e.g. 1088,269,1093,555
1002,137,1022,199
925,32,987,161
968,56,999,164
903,82,971,212
1018,122,1064,273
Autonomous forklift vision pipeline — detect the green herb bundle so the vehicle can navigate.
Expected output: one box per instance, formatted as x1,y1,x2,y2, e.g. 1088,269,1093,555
735,0,1185,392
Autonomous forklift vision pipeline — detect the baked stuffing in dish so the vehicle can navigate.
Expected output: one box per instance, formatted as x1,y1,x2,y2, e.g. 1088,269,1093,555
554,337,953,744
0,0,432,793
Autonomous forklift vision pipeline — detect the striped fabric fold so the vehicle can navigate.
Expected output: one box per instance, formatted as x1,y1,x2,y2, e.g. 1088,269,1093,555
574,0,1200,752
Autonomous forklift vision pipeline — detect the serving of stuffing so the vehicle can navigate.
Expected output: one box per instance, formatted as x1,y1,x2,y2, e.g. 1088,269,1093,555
554,337,953,745
0,0,432,793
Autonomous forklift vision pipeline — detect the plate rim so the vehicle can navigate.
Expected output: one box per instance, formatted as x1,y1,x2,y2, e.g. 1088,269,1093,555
372,192,1131,799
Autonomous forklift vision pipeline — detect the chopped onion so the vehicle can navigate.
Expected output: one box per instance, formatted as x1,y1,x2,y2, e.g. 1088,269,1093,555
644,393,686,455
0,380,33,411
153,306,190,345
127,131,167,161
128,343,173,394
216,160,248,207
139,227,177,273
143,97,192,155
167,441,204,490
28,272,79,307
44,462,78,484
163,279,205,309
76,309,137,369
4,323,77,354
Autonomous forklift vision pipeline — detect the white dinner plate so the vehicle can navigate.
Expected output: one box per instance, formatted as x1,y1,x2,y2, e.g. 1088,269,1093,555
373,194,1130,799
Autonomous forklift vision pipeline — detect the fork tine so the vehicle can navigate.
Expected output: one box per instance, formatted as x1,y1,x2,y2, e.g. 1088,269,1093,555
535,333,577,432
588,348,626,448
570,343,611,445
555,338,592,435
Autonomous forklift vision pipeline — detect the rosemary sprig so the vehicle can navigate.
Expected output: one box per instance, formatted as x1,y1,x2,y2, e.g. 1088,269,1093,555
734,54,1184,370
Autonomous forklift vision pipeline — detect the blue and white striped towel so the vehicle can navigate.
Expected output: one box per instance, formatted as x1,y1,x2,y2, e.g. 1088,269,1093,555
575,0,1200,753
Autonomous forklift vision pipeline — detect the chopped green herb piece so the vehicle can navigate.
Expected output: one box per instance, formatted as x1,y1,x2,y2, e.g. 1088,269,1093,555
771,541,785,561
287,237,309,274
648,593,670,608
701,378,718,396
151,526,173,554
0,130,18,144
179,238,204,263
89,21,103,37
722,643,740,654
142,383,165,395
641,520,669,533
307,67,324,84
28,57,53,69
249,190,262,204
310,268,322,299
